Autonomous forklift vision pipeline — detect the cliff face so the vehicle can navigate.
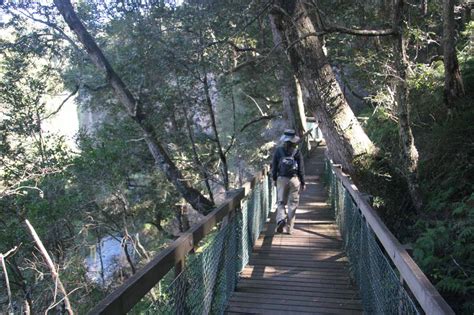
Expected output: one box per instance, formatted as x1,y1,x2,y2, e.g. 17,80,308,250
41,90,80,149
76,92,108,133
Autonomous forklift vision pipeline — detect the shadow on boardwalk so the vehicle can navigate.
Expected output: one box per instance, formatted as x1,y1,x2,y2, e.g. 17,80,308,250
225,145,362,315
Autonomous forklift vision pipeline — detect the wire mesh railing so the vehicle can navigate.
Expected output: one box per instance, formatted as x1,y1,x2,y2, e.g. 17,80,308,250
325,158,454,315
90,167,275,314
140,175,274,315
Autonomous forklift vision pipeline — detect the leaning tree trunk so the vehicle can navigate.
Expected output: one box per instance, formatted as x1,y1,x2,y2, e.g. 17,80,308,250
281,74,307,137
270,1,377,173
393,0,423,210
269,14,306,137
203,74,230,191
54,0,213,213
443,0,465,110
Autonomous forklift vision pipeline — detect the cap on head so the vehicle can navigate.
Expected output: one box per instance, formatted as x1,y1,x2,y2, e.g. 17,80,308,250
279,128,300,143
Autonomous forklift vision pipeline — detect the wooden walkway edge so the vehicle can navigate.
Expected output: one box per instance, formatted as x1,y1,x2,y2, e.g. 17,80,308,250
225,145,363,315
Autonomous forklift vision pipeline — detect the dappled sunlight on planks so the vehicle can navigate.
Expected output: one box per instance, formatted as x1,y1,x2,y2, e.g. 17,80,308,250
225,145,362,314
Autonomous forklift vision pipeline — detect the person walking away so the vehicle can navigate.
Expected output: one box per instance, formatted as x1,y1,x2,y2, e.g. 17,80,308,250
272,129,305,234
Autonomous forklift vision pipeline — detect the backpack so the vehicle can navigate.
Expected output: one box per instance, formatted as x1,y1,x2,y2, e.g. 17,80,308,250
278,149,299,177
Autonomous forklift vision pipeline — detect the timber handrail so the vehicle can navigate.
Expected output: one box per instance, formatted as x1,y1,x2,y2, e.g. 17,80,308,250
88,166,269,315
327,157,454,315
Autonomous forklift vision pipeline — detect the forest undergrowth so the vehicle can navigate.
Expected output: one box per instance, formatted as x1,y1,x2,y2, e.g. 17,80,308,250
359,45,474,313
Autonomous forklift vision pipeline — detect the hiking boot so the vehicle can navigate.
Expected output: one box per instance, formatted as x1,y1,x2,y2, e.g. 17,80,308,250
276,220,285,233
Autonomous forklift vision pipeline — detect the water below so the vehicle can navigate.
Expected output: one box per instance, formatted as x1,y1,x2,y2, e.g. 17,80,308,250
84,235,136,287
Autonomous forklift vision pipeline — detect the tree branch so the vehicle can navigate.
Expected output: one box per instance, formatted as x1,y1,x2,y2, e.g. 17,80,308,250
1,247,18,314
17,9,82,53
83,83,109,91
44,85,79,120
242,91,266,116
25,220,73,315
324,24,396,36
205,40,258,52
54,0,213,213
240,114,277,132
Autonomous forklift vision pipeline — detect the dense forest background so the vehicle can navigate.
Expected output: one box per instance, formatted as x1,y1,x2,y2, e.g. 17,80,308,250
1,0,472,313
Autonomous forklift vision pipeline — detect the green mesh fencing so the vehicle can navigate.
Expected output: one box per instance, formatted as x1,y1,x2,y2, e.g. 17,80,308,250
325,160,420,314
133,174,275,315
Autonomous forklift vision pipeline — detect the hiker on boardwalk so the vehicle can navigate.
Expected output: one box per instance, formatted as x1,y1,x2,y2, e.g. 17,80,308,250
272,129,305,234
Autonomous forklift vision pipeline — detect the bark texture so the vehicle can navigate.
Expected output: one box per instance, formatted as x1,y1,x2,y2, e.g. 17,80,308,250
270,1,377,173
443,0,465,109
269,14,307,137
54,0,213,213
393,0,423,210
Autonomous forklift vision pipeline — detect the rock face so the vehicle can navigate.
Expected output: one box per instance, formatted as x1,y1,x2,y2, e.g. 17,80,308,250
76,92,108,133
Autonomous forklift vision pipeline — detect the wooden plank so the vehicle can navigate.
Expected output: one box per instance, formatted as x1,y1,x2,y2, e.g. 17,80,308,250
240,269,352,281
240,269,352,280
229,294,363,310
243,265,354,277
253,252,346,260
330,162,454,315
230,291,362,308
257,237,341,244
263,231,342,238
255,236,342,243
235,286,360,300
252,243,343,250
226,306,315,315
226,300,362,315
237,280,358,296
239,274,352,284
248,258,349,269
255,240,342,246
237,279,359,294
250,251,348,262
252,249,346,258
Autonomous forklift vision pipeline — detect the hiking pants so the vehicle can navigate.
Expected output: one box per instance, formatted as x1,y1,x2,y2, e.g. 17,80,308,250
276,176,301,232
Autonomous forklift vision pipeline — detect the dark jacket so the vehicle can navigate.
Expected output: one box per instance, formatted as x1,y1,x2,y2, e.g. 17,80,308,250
272,146,305,186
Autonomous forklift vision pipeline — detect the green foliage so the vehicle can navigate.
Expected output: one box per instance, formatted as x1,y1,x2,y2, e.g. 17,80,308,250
362,106,398,150
6,0,473,313
325,2,474,311
409,48,474,313
0,18,86,312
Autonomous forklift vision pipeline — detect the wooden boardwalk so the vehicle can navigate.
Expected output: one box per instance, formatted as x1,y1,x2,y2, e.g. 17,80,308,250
225,145,363,315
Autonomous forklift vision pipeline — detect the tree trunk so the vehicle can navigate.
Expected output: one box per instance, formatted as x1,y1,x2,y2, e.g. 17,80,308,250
421,0,428,16
269,14,306,137
443,0,465,109
460,2,471,25
393,0,423,210
203,74,230,190
294,78,307,136
270,1,377,173
53,0,213,214
181,99,215,203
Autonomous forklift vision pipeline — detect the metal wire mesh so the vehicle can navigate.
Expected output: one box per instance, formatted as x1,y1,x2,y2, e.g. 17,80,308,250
325,160,420,314
135,173,275,315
